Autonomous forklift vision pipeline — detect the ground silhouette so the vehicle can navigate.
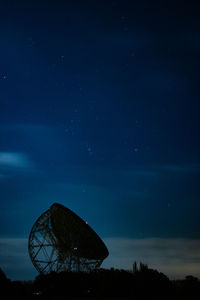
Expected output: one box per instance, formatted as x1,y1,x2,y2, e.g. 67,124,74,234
0,264,199,299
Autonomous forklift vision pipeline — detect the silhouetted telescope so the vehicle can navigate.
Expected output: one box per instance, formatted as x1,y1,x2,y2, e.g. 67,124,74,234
28,203,109,274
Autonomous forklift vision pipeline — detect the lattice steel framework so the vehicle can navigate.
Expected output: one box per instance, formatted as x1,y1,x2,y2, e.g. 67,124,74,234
28,203,108,274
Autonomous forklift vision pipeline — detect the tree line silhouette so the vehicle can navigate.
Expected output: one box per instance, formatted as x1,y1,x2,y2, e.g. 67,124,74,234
1,262,199,299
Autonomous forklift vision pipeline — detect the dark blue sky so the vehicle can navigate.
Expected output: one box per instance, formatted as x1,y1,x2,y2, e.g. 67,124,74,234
0,0,200,279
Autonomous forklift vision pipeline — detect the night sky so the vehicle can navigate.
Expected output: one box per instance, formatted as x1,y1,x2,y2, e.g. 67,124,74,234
0,0,200,280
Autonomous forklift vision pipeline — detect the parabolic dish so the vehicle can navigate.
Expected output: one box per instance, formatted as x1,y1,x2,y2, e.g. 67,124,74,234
28,203,109,274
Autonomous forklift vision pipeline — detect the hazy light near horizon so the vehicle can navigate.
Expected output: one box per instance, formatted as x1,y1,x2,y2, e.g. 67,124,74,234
1,237,200,280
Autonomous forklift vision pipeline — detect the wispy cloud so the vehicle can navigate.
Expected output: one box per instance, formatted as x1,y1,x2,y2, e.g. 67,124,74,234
0,238,37,280
128,163,200,177
160,164,200,173
102,237,200,279
0,152,35,174
0,173,8,179
1,237,200,280
115,163,200,183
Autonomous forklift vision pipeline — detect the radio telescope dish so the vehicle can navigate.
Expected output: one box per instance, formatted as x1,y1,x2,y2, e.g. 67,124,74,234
28,203,109,274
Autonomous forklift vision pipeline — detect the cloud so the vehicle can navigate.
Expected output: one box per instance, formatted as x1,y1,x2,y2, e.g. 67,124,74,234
102,237,200,279
0,173,8,179
114,163,200,185
127,164,200,177
160,164,200,174
0,152,35,174
1,237,200,280
0,238,37,280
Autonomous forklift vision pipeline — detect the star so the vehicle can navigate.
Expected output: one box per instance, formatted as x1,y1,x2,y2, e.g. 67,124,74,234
87,145,93,155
